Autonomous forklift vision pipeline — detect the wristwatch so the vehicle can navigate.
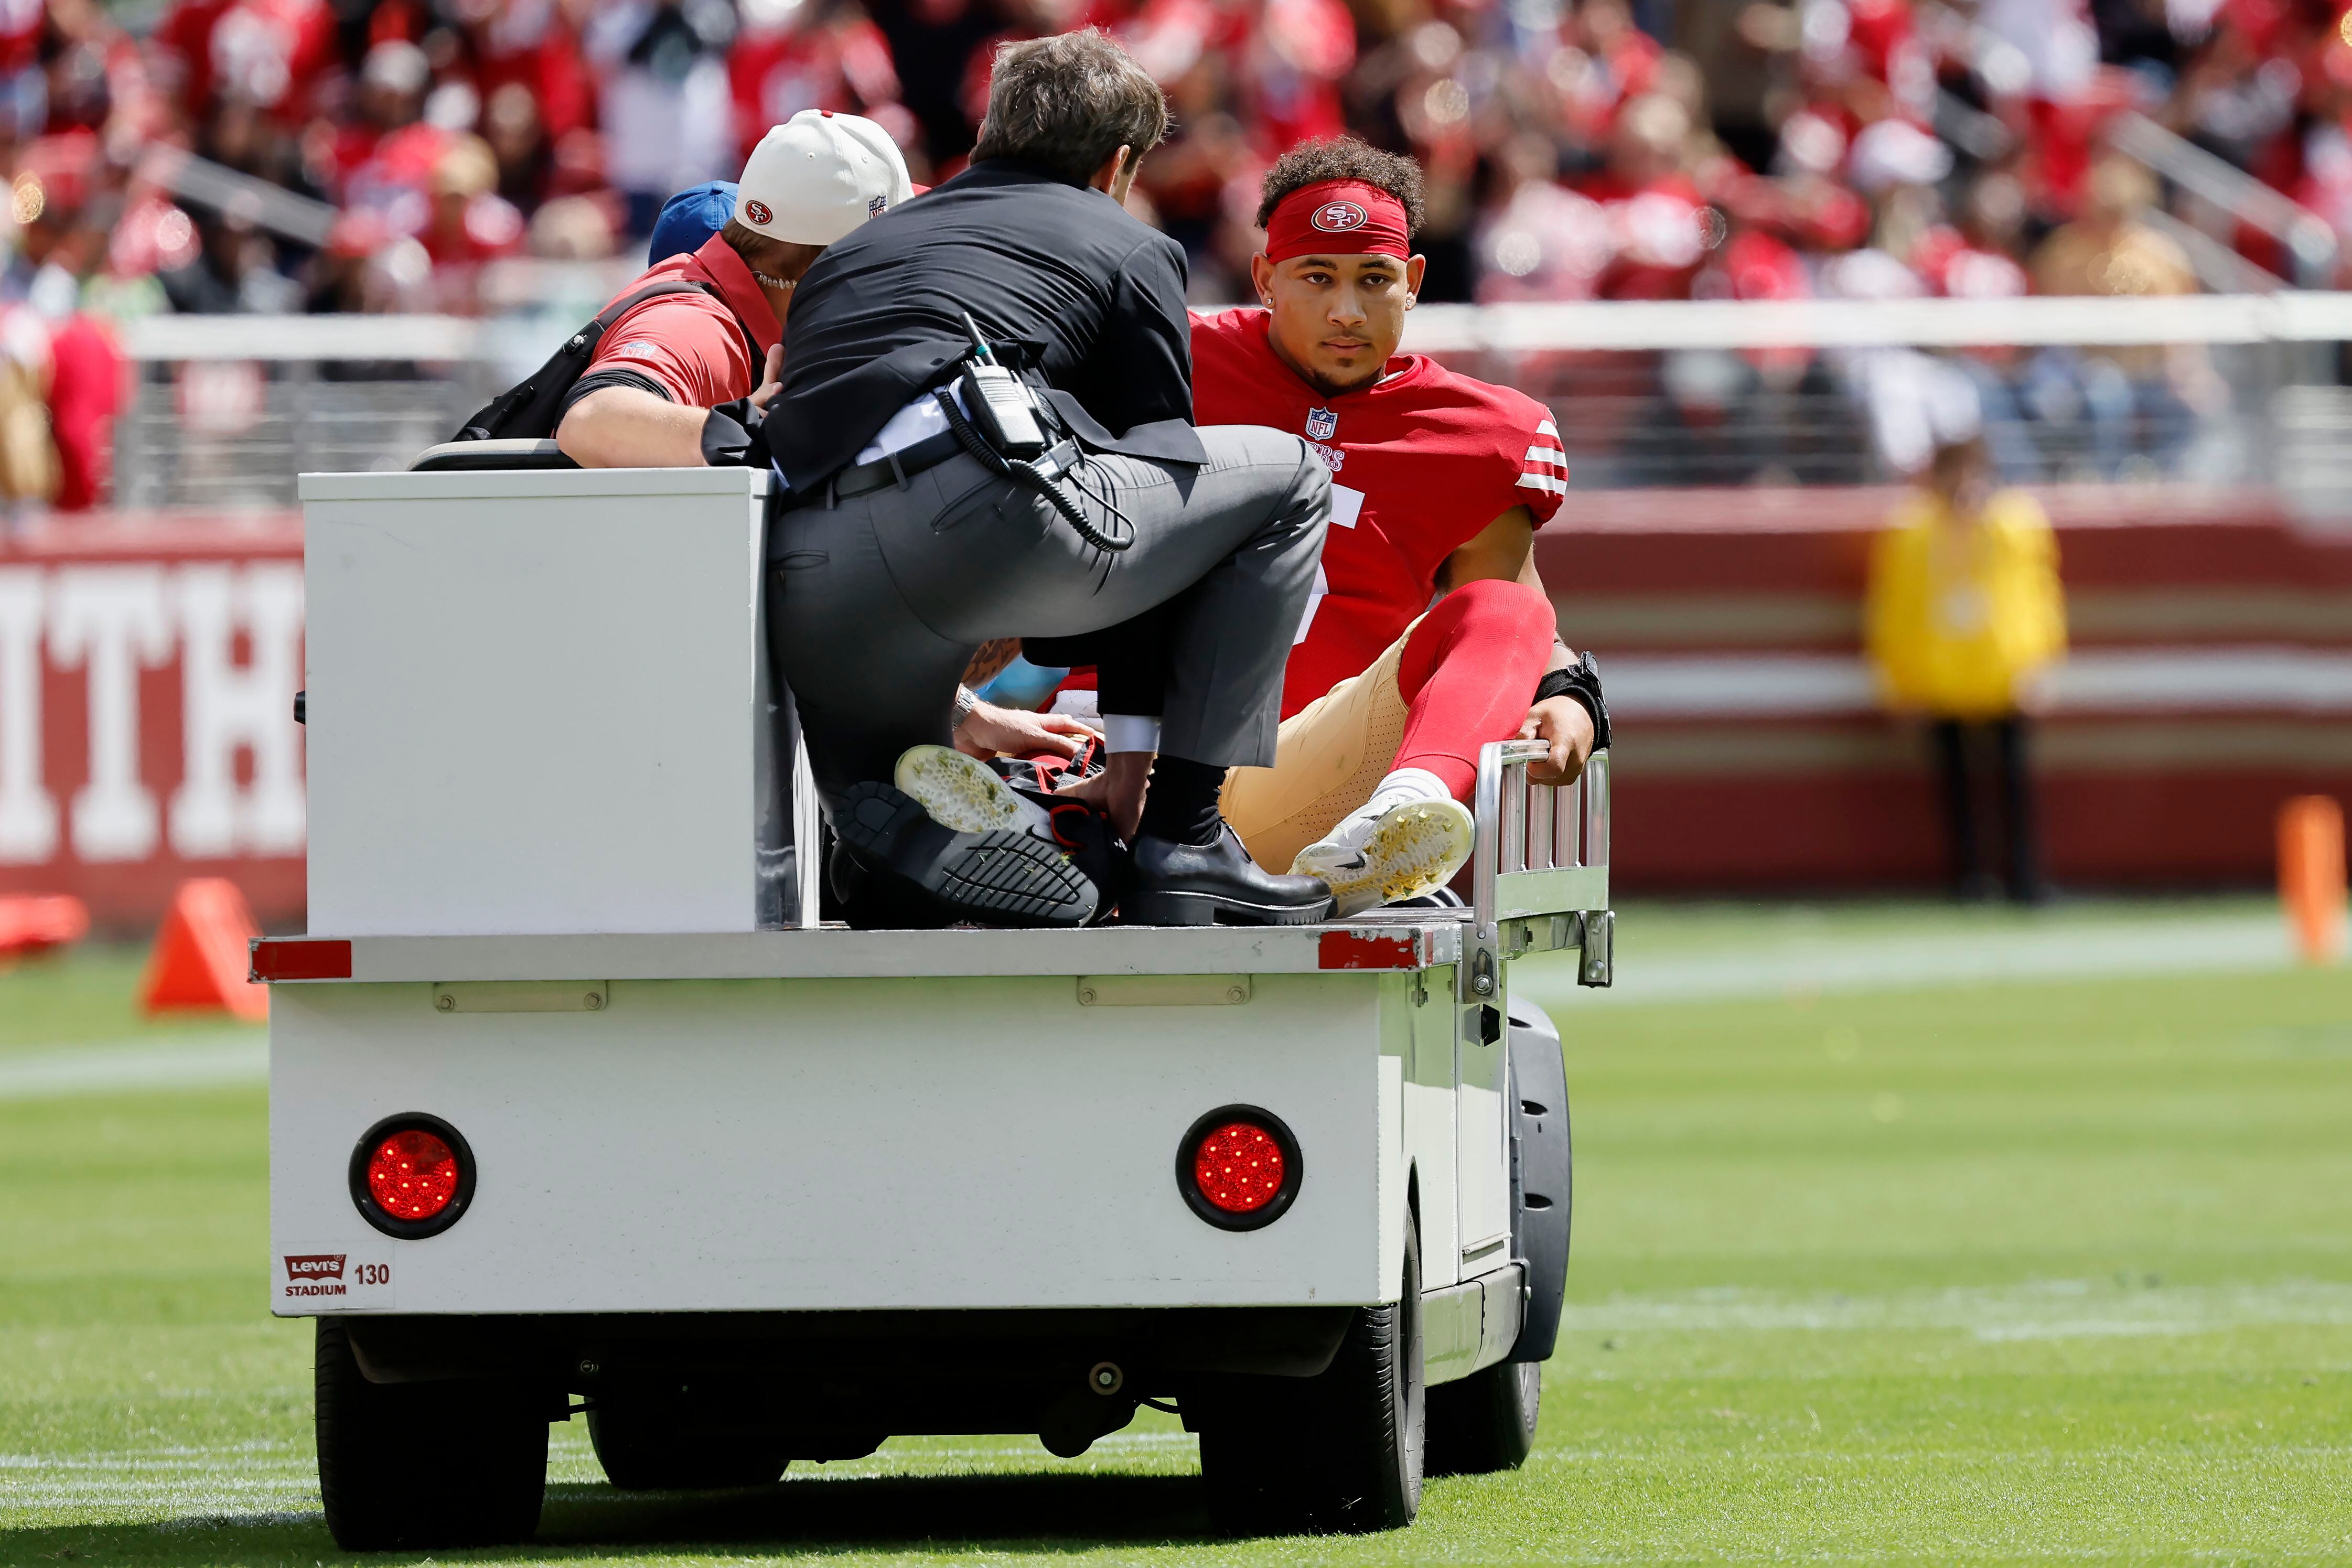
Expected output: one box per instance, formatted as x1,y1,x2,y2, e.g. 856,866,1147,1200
952,684,981,728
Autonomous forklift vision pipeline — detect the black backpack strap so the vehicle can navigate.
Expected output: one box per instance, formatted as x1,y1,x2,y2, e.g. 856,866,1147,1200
575,279,713,350
598,280,764,373
448,278,767,445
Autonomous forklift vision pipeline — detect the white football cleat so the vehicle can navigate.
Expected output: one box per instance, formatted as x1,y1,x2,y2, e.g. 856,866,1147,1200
893,745,1052,838
1289,797,1475,917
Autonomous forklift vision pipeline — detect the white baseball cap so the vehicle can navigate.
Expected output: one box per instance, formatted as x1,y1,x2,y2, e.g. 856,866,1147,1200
734,109,913,246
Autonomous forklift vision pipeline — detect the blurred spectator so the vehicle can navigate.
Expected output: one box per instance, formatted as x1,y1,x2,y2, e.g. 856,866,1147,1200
728,0,902,166
42,308,121,510
2027,154,2210,476
482,79,553,210
421,133,524,275
0,0,46,140
0,296,53,517
153,0,338,126
160,209,300,311
1576,93,1712,298
306,207,392,310
453,0,595,146
332,39,434,193
1865,382,2068,904
1474,132,1609,300
584,0,736,235
528,190,619,256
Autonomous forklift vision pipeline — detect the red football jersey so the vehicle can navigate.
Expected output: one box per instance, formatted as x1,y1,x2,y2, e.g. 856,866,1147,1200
1190,309,1566,718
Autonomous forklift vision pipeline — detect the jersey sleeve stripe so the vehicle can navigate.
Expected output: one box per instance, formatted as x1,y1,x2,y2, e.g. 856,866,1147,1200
1535,418,1559,437
1526,445,1568,466
1515,470,1568,497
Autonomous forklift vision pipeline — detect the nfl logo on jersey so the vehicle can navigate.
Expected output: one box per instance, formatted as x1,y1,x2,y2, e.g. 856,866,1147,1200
1305,407,1338,442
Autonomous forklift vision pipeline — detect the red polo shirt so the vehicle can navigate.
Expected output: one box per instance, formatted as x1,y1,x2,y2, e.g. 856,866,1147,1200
582,231,780,407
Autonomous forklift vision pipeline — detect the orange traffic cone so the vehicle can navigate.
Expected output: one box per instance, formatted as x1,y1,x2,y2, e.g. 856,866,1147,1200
140,878,269,1021
2278,796,2347,965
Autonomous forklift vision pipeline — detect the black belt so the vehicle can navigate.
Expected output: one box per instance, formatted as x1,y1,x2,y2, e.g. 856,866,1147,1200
788,429,1080,512
786,429,964,511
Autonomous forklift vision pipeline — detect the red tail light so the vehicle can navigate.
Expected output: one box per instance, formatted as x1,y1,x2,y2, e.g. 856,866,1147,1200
367,1129,459,1220
1177,1106,1301,1231
1193,1123,1285,1213
349,1114,475,1238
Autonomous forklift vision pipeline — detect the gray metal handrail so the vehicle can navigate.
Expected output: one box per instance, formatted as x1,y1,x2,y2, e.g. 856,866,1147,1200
133,144,342,248
1466,740,1612,996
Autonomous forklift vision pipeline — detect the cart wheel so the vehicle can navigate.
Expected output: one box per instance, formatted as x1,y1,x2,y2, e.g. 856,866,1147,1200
588,1391,790,1489
315,1318,546,1551
1426,1356,1540,1475
1200,1212,1425,1534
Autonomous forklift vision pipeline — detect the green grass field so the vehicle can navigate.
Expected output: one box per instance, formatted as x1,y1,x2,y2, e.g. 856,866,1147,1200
4,902,2349,1566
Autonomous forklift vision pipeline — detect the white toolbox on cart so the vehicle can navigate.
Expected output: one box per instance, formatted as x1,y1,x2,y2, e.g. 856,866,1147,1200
264,459,1613,1551
298,465,783,936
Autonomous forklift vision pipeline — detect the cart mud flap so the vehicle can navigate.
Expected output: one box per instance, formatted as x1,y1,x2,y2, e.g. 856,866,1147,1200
1505,997,1571,1361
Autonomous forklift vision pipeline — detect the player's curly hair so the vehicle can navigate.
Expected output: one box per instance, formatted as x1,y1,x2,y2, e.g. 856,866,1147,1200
1255,137,1426,238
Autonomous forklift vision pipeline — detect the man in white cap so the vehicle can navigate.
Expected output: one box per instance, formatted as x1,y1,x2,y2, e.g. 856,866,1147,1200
555,108,912,469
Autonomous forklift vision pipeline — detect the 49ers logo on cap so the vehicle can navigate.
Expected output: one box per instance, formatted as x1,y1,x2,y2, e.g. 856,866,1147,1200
744,199,774,226
1311,200,1369,233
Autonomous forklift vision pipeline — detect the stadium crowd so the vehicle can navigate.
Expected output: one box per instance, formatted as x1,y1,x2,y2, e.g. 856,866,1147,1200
2,0,2350,508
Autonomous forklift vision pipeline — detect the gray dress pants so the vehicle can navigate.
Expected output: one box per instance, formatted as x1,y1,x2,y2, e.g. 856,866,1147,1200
768,424,1331,807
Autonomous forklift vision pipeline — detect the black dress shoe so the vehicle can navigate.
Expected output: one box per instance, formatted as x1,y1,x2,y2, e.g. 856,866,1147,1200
833,781,1099,928
1121,824,1334,927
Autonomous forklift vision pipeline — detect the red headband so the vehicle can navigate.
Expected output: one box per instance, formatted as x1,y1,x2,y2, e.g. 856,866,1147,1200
1265,178,1411,263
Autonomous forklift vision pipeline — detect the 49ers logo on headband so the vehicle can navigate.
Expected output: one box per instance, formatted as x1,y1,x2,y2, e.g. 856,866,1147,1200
1265,178,1412,263
1312,200,1369,233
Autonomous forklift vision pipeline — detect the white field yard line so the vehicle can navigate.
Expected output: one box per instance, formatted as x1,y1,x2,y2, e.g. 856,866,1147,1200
0,1431,1203,1517
1553,910,2293,1007
0,1464,317,1517
1561,1280,2352,1340
0,1034,266,1100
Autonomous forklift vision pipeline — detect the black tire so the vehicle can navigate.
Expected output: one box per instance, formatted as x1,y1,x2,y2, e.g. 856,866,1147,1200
1425,1356,1540,1475
1200,1213,1424,1534
588,1391,790,1489
315,1318,546,1551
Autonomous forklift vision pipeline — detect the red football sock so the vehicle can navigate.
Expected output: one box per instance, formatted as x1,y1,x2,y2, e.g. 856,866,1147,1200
1392,579,1556,801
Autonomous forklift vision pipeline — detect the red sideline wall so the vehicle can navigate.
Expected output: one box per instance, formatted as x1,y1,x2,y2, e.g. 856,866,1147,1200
3,494,2346,930
0,514,305,931
1540,487,2352,892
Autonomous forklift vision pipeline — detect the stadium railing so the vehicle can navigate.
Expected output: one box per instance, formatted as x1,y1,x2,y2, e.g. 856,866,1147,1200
111,294,2352,514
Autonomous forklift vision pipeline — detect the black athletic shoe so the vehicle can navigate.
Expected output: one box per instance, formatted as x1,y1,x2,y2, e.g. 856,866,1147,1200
833,781,1099,928
824,839,954,930
1120,824,1334,927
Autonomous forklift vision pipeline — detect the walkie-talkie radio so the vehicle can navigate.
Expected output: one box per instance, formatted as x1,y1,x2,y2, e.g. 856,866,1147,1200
932,312,1134,555
951,314,1048,459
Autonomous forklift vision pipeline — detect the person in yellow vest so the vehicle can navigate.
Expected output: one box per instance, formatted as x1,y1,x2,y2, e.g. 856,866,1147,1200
1865,396,2068,903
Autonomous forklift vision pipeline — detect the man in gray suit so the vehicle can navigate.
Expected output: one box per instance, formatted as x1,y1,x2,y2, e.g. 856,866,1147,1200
763,31,1335,929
